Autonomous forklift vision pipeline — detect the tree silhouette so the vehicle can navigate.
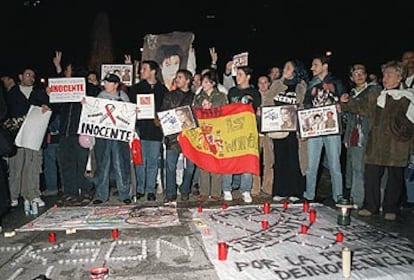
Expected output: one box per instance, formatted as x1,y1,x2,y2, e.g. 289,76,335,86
88,11,114,74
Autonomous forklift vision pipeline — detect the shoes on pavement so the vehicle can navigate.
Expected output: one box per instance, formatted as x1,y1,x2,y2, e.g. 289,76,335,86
11,199,18,207
223,191,233,201
384,213,396,221
32,197,45,207
123,198,132,205
192,184,200,196
93,199,104,205
242,192,253,203
136,193,145,199
358,209,373,217
209,195,220,202
272,195,286,202
288,196,300,202
147,193,156,201
197,195,208,202
181,193,190,201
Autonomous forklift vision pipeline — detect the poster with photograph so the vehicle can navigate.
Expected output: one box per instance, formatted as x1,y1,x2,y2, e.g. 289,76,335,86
48,77,86,103
297,104,340,138
101,64,134,86
157,105,197,136
78,96,137,142
232,52,249,76
261,105,297,132
136,93,155,119
142,31,195,90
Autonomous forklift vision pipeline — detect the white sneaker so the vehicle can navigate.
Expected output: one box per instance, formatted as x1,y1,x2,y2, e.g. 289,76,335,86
11,199,18,207
272,195,286,202
242,192,252,203
223,191,233,201
32,197,45,207
288,196,300,202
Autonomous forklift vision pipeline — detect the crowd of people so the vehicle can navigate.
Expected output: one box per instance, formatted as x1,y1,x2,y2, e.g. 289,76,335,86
1,47,414,232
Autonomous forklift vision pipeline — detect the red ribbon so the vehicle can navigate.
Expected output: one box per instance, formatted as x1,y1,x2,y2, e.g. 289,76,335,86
105,104,116,125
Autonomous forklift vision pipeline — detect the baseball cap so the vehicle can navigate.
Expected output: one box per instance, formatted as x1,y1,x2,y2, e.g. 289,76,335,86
103,73,121,83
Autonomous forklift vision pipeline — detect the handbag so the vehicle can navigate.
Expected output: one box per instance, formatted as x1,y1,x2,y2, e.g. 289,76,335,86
0,124,16,157
131,133,143,165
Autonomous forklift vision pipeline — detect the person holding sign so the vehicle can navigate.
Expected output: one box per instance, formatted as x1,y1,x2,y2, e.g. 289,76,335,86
92,74,132,205
159,69,195,202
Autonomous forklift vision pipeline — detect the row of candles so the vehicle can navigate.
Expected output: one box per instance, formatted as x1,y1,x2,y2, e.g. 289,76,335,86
217,200,346,261
47,228,120,243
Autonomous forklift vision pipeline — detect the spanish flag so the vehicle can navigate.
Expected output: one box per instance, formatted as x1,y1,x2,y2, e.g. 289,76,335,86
178,103,259,175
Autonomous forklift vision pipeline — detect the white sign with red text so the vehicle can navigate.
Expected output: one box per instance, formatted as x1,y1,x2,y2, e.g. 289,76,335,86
48,77,86,103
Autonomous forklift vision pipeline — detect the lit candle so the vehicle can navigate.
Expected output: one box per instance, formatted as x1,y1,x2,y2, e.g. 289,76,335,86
342,247,351,278
217,242,227,261
300,224,308,234
283,200,288,209
336,232,344,242
221,203,228,210
111,229,119,240
309,209,316,223
303,201,309,212
197,205,203,213
261,220,269,230
263,202,270,214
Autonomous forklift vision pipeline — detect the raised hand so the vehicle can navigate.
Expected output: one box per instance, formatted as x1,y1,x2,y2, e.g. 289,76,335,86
209,47,218,65
124,54,132,64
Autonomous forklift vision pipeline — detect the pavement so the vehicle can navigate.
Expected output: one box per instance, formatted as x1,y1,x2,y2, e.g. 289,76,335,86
0,168,413,280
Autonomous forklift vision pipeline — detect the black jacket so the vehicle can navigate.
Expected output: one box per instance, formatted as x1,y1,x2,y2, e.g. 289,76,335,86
160,88,195,151
128,80,168,141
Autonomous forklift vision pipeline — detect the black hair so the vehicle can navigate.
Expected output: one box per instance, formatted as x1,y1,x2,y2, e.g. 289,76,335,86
141,60,160,75
155,44,185,68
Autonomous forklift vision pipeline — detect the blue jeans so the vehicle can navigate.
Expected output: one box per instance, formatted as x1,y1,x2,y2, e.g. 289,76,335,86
94,138,131,201
43,143,60,193
135,140,162,195
165,150,195,197
404,168,414,203
222,173,252,193
346,146,365,207
304,135,343,202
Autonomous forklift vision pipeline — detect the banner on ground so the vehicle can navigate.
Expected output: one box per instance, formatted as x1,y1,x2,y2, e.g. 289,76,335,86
78,96,137,142
179,103,259,175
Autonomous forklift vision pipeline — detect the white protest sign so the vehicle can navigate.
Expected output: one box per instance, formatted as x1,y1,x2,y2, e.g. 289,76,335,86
78,96,136,142
48,77,86,103
15,105,52,151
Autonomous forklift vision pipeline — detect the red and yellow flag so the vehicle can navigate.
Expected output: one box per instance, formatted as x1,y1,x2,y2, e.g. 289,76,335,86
178,103,259,175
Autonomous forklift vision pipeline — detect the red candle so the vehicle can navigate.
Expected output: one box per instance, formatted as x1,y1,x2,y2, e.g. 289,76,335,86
300,224,308,234
309,209,316,223
111,229,119,239
283,200,289,209
336,232,344,242
303,201,309,212
218,242,228,260
261,219,269,229
48,232,56,243
222,203,228,210
197,205,203,213
263,202,270,214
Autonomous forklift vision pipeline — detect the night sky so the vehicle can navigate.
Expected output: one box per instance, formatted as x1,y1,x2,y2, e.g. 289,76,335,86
2,0,413,85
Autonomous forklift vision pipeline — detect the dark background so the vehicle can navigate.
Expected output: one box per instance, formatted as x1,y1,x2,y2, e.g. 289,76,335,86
2,0,413,85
